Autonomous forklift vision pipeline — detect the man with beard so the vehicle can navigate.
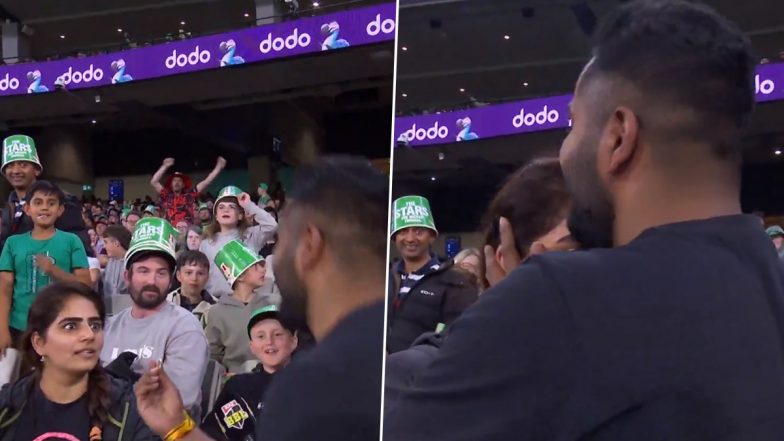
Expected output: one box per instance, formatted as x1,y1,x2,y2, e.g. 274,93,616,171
132,156,387,441
197,203,212,228
385,1,784,440
0,134,89,252
101,217,208,420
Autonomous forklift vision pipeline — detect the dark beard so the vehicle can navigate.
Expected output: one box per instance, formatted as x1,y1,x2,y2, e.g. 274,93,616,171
130,284,167,309
562,126,616,250
275,250,310,332
567,204,614,250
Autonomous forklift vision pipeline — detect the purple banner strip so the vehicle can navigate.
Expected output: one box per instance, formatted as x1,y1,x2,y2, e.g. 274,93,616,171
0,3,396,97
395,62,784,147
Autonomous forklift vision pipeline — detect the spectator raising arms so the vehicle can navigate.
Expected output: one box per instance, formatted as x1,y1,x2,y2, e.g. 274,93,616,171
150,156,226,225
134,155,387,441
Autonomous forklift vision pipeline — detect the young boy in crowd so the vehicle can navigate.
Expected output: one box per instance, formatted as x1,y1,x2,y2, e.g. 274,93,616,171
99,225,131,297
201,304,298,440
168,250,216,327
0,180,91,347
205,240,270,373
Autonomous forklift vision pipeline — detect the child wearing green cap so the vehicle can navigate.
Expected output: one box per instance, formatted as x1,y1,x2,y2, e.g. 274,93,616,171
142,205,157,218
200,186,277,299
0,181,91,347
205,240,273,373
197,203,212,228
257,182,272,207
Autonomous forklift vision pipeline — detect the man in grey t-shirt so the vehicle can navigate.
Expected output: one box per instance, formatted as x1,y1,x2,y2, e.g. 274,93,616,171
100,217,208,419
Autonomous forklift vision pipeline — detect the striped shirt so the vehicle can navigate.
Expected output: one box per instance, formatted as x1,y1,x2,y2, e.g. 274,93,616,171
394,255,441,309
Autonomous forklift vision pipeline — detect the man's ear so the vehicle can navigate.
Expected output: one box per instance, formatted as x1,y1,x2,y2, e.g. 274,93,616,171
599,106,640,177
297,225,325,274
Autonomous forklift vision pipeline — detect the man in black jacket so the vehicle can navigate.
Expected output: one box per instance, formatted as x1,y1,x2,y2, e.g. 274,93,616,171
387,195,477,354
0,134,89,252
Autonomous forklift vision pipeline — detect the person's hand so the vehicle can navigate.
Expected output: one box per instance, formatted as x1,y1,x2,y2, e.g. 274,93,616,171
134,361,187,437
34,255,55,275
483,217,522,287
162,157,175,168
216,156,227,170
0,328,13,359
238,192,251,209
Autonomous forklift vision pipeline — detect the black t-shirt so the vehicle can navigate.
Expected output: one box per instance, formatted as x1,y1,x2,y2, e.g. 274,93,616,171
385,215,784,441
201,370,276,440
255,301,384,441
14,384,90,441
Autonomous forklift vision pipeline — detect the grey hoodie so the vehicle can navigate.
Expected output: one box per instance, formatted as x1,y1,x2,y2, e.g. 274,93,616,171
200,202,277,298
101,256,127,297
205,292,273,373
100,303,209,419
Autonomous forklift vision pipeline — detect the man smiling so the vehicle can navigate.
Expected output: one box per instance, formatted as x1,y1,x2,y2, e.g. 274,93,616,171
0,135,89,252
386,195,477,353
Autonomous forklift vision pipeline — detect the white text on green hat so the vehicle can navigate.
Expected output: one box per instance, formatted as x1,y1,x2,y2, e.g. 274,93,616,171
2,134,42,172
391,195,438,236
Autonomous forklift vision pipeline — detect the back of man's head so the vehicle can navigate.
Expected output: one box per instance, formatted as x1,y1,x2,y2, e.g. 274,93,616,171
287,155,389,265
587,0,754,160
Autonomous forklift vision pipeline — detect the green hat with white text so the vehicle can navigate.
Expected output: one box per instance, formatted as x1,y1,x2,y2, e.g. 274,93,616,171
2,134,42,172
124,217,179,270
391,195,437,236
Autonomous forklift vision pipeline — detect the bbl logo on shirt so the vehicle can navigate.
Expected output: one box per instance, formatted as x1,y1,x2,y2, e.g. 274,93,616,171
221,399,249,430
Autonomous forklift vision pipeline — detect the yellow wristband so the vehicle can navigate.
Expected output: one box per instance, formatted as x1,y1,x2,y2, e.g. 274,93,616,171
164,412,196,441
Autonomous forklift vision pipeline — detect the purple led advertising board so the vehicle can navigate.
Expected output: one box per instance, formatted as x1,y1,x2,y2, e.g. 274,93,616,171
0,3,396,97
395,62,784,147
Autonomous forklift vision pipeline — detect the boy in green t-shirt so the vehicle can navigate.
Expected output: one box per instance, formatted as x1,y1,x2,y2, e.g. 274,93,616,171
0,180,90,351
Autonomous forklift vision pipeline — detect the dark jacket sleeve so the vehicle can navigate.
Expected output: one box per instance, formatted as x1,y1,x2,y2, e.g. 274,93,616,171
439,269,479,325
104,377,161,441
57,195,91,251
0,381,14,410
125,401,160,441
55,195,86,233
0,207,10,251
384,334,443,416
